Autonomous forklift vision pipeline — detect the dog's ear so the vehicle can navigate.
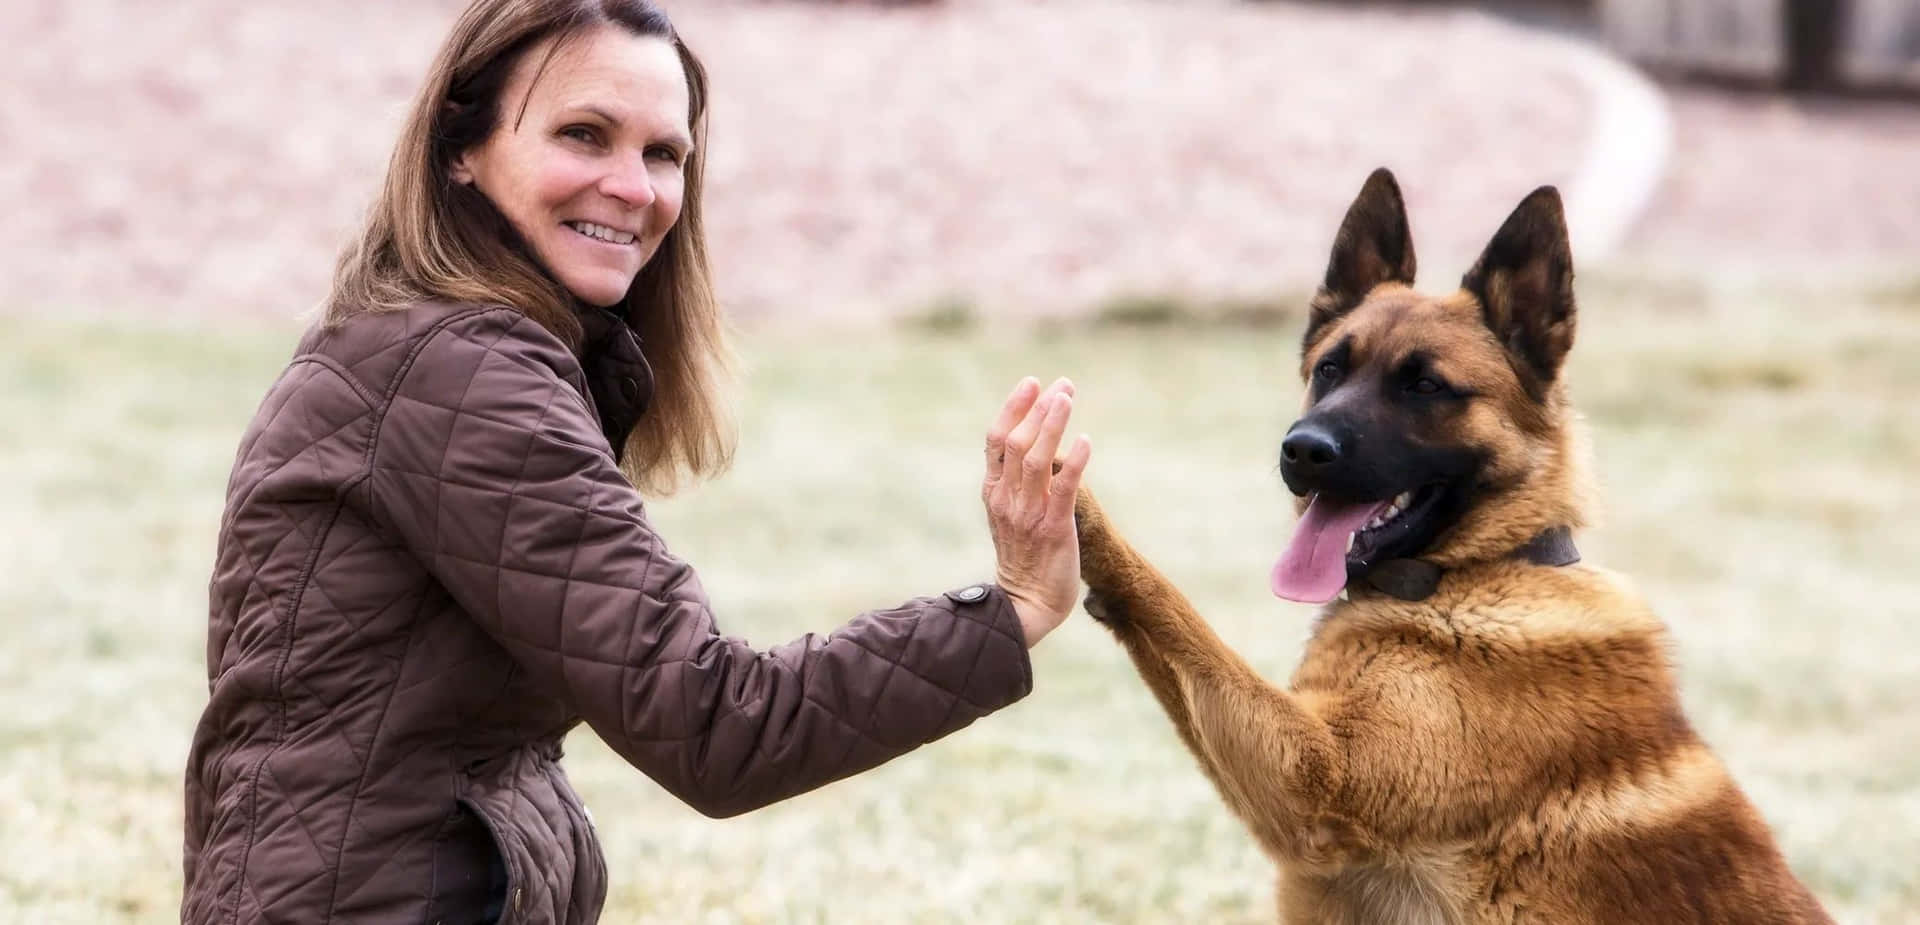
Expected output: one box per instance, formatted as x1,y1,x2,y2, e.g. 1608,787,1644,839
1305,168,1417,353
1461,186,1576,397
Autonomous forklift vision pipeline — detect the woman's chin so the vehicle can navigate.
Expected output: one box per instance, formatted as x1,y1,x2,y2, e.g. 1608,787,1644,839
558,270,637,308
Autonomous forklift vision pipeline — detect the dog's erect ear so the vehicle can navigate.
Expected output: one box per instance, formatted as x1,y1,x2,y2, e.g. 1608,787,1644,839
1461,186,1576,396
1305,168,1417,352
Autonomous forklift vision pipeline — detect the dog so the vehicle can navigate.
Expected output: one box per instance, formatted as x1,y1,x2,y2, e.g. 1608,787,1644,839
1071,169,1832,924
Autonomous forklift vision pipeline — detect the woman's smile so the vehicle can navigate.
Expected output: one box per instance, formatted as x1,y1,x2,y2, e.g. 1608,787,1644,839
563,220,640,246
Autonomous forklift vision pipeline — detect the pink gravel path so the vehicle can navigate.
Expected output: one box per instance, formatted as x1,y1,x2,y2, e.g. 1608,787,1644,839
0,0,1906,327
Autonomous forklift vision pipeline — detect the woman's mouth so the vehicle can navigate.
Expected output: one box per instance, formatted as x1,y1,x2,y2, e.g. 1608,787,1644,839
564,221,638,246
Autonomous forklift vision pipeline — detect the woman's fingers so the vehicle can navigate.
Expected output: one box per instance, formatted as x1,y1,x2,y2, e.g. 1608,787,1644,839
1020,393,1072,504
998,377,1073,497
1046,433,1092,525
983,377,1040,487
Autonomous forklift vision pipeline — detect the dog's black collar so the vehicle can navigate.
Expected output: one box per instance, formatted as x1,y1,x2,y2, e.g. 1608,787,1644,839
1360,526,1580,602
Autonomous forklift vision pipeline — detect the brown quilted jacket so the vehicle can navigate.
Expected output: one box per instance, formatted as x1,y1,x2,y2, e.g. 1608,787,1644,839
182,302,1033,924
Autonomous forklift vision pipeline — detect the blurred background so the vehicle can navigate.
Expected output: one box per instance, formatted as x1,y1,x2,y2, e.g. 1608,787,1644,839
3,0,1917,921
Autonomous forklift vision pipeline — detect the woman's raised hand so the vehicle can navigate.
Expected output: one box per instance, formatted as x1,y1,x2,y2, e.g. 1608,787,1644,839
982,376,1093,648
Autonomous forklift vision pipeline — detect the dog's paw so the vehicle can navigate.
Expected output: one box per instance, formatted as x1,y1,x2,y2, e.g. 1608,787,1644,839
1082,589,1130,629
1072,490,1112,571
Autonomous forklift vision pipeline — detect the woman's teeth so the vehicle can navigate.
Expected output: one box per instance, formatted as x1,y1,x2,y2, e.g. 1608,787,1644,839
567,221,636,245
1363,491,1416,531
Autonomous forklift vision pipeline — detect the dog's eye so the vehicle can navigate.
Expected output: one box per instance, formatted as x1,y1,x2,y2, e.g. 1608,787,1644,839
1314,361,1340,381
1409,377,1445,395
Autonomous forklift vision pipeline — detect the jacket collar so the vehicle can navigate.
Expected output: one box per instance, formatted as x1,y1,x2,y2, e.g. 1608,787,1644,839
575,305,654,462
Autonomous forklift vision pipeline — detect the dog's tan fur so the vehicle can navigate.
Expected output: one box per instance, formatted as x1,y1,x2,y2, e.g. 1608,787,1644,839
1074,171,1831,924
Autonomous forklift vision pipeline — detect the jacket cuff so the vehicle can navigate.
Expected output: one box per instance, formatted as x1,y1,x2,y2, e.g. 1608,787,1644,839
940,582,1034,709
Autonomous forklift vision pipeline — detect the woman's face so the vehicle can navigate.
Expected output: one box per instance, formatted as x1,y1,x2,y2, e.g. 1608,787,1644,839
453,27,693,307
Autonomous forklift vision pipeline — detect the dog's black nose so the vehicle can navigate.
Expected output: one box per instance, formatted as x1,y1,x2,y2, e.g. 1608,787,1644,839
1281,425,1342,475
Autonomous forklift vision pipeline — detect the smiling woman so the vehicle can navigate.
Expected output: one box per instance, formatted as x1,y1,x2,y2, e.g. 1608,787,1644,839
324,0,726,494
449,29,694,308
181,2,1092,923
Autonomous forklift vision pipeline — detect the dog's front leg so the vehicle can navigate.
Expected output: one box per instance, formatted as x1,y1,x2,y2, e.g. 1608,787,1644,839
1075,488,1346,857
1073,487,1222,785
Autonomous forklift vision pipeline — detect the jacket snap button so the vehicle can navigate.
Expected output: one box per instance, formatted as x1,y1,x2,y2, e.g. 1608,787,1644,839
951,585,988,604
620,376,640,400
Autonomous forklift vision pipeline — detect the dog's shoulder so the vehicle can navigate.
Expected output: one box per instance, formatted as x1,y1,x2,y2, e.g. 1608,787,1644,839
1450,560,1667,645
1300,559,1681,706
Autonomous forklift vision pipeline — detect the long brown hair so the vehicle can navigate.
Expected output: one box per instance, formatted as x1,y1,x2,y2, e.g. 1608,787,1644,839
329,0,733,495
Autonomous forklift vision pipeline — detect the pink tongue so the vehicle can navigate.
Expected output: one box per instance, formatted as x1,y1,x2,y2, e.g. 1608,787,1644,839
1271,495,1387,604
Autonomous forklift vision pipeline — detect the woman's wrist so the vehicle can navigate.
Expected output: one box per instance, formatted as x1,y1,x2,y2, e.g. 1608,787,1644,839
1008,594,1066,649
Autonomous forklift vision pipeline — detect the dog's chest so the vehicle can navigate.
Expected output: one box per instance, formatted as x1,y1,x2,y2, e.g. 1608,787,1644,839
1308,860,1466,925
1294,607,1442,691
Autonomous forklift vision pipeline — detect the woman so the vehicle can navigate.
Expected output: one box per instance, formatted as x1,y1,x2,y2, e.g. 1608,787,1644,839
180,2,1090,922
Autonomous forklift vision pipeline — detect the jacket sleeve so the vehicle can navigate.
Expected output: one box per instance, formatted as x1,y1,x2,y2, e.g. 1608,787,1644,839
366,309,1033,817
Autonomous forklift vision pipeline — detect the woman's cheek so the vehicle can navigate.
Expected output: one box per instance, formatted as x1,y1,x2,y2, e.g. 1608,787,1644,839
536,160,598,213
655,177,686,229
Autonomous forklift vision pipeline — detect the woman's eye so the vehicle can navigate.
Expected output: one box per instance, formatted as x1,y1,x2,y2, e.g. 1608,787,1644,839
1410,377,1444,395
560,126,599,145
645,145,683,165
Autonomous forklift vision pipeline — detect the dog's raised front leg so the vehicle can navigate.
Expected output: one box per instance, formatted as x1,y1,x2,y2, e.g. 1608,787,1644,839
1075,487,1347,858
1072,488,1220,782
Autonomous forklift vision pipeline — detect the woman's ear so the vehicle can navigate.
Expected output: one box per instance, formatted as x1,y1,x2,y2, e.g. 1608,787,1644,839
449,154,476,186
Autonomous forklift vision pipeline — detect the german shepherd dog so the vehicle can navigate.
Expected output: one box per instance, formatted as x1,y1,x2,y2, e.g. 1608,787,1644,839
1071,169,1832,923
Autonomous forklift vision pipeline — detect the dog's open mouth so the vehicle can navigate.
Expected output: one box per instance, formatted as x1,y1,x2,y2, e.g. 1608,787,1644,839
1271,484,1445,604
1350,483,1444,564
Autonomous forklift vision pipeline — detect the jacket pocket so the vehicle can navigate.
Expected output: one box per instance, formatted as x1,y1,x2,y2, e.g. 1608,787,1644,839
426,799,511,924
457,781,534,925
455,747,603,925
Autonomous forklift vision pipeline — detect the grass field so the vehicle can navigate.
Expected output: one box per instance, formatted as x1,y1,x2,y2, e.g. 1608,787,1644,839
3,277,1918,922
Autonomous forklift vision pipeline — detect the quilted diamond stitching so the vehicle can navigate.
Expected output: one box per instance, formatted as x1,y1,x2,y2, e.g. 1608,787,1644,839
318,614,423,919
225,489,361,925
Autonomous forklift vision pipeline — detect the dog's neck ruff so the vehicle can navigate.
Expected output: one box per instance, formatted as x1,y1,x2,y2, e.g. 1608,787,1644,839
1359,526,1580,602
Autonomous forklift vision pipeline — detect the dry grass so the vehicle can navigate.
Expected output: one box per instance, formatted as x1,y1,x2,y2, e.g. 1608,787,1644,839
2,277,1917,922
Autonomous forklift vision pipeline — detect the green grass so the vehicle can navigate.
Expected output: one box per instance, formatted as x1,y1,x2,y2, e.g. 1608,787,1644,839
3,279,1918,922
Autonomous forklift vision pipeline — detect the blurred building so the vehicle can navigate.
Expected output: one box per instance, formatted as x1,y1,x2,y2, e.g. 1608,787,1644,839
1302,0,1919,94
1594,0,1919,93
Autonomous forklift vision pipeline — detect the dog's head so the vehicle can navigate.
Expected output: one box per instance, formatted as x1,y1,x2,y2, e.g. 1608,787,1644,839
1272,168,1590,604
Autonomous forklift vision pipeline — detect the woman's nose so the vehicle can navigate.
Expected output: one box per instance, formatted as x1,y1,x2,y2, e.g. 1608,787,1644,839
599,157,657,209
